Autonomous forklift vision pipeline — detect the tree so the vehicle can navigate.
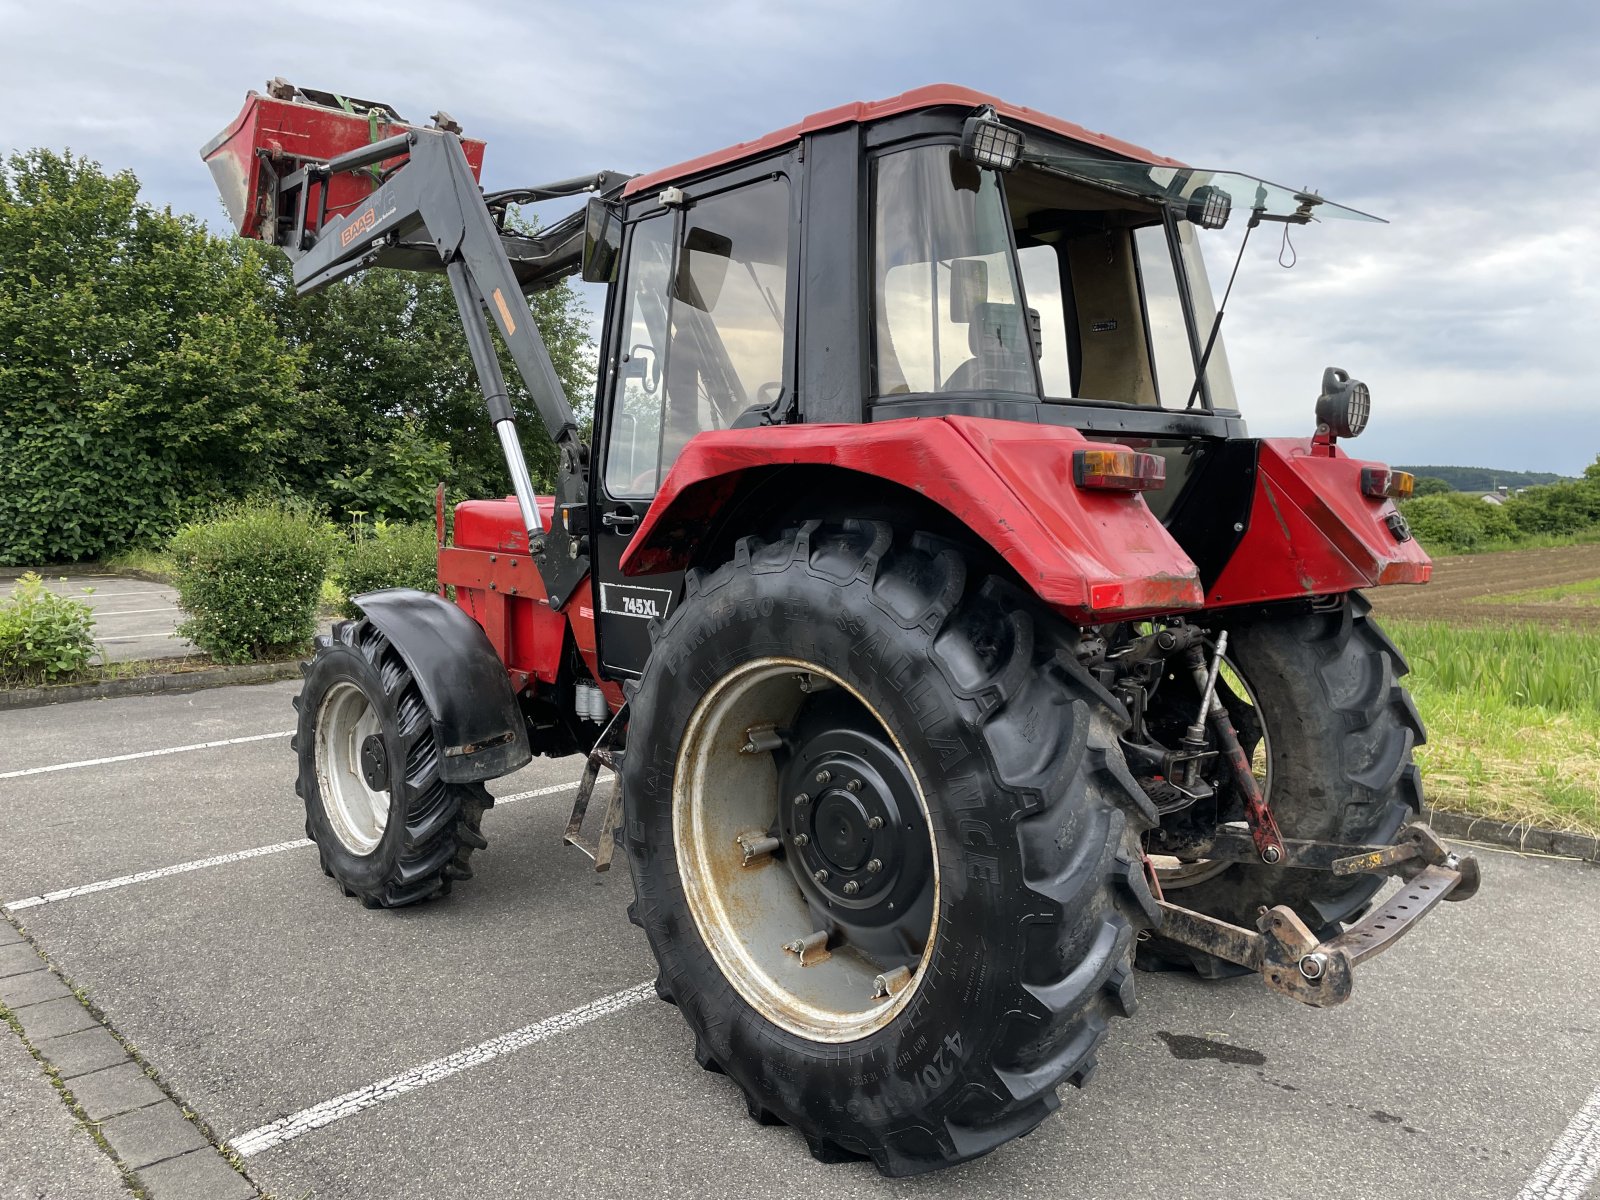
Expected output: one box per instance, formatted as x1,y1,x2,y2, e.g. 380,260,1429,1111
0,150,300,564
266,212,594,522
1411,475,1453,497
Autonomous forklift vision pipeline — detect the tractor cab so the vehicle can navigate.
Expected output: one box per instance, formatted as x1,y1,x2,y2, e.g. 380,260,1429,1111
581,88,1396,675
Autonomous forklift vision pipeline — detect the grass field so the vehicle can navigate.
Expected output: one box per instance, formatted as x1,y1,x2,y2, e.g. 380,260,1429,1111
1371,543,1600,837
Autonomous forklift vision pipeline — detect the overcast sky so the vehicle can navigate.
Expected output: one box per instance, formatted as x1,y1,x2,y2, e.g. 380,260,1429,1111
4,0,1596,472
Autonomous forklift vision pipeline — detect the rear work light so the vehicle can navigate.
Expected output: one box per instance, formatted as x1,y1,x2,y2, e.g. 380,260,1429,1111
1073,448,1166,493
1360,467,1414,500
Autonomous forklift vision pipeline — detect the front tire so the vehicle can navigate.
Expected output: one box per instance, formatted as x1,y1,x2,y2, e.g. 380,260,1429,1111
293,620,490,908
623,521,1157,1175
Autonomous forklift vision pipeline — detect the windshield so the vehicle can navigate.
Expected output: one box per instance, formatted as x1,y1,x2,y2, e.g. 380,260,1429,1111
1022,155,1385,226
871,145,1237,411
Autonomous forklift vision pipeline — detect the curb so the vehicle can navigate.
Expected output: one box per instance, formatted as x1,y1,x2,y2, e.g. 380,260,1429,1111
1,917,260,1198
1,662,300,711
1426,807,1600,864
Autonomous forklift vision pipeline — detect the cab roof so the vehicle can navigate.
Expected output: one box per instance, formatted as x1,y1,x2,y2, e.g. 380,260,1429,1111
621,83,1183,198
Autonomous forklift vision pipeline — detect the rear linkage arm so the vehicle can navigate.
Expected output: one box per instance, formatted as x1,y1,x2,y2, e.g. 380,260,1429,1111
1130,628,1480,1007
273,128,627,608
1155,823,1481,1007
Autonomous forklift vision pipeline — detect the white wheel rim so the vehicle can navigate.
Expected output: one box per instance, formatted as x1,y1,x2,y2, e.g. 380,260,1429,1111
1153,655,1272,889
673,658,940,1044
315,680,392,856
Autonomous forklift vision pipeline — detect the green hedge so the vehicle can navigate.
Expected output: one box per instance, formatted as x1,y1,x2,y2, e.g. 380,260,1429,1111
170,499,339,663
0,573,96,684
332,522,439,619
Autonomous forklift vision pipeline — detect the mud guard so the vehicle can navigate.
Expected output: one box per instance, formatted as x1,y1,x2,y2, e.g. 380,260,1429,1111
351,589,531,783
1206,438,1432,607
620,416,1203,623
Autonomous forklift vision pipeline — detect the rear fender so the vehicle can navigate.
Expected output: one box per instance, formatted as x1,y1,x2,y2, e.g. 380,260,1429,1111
352,589,532,783
621,416,1204,622
1206,438,1432,607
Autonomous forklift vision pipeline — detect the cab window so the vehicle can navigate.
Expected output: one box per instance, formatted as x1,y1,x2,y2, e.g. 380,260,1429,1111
604,177,790,498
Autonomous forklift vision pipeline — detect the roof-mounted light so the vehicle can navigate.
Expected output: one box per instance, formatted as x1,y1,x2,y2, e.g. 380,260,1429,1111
960,107,1024,172
1185,183,1232,230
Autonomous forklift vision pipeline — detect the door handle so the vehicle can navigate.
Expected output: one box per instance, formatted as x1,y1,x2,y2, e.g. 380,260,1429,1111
602,509,639,531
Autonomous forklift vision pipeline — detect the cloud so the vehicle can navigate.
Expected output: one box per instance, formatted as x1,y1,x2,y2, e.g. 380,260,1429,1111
3,0,1594,471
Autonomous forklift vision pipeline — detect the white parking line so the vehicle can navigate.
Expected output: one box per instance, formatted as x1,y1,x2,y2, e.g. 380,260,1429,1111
0,731,293,779
230,981,652,1157
1,779,587,910
97,631,182,643
90,607,175,618
1518,1082,1600,1200
4,841,315,911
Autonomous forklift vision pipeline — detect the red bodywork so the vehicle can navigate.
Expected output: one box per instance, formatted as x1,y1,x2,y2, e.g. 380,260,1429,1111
1208,439,1431,607
201,91,487,242
622,417,1204,623
440,499,624,712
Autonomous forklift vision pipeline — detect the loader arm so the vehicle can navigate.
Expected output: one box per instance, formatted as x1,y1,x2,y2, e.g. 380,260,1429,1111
264,126,627,608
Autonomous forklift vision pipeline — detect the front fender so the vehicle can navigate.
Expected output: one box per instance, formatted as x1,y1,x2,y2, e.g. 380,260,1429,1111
620,416,1204,622
1206,438,1432,608
352,589,532,783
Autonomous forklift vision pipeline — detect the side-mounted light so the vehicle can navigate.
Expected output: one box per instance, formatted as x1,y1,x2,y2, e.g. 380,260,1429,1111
1073,448,1166,493
1360,467,1414,500
960,107,1025,172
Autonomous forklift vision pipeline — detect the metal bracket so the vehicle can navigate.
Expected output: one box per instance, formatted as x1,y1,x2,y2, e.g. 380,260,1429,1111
564,703,627,872
1155,837,1478,1008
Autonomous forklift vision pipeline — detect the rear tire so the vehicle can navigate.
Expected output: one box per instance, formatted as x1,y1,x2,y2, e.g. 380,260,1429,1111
294,620,490,908
1140,594,1424,976
623,520,1157,1175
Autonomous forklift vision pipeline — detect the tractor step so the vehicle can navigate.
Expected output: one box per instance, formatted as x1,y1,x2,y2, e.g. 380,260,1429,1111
564,704,628,872
1154,823,1479,1007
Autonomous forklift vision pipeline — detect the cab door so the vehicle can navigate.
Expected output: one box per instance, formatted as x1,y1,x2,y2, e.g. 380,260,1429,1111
590,161,797,680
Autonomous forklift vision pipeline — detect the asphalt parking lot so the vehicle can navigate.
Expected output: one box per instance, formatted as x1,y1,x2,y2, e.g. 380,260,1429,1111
2,570,194,662
2,681,1598,1199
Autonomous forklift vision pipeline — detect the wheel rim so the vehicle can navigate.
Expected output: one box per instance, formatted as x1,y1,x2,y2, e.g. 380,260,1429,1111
1153,655,1272,889
315,680,392,856
673,657,940,1043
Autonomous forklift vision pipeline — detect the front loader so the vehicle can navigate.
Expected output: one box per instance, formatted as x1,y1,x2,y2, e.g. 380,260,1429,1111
204,81,1479,1175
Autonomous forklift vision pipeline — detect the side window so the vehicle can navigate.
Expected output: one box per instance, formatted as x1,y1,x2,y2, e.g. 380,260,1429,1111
604,178,790,499
1016,243,1072,397
605,214,673,498
1134,224,1196,407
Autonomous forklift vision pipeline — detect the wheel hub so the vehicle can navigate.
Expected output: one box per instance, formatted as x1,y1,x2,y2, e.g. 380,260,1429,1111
360,733,389,792
778,716,930,935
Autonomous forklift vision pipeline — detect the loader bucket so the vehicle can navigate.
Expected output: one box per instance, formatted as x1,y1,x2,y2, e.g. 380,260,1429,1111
200,86,487,242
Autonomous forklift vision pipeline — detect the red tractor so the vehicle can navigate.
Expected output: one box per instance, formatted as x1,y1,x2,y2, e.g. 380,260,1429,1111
205,81,1478,1175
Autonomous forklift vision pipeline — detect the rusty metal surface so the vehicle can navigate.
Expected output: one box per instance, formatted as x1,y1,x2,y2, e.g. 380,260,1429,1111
563,705,628,872
1329,864,1462,966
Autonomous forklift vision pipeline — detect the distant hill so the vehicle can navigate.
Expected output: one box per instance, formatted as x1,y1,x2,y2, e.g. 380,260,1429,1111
1396,465,1576,493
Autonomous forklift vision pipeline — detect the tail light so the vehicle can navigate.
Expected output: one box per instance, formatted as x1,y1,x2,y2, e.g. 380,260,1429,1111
1360,467,1414,500
1073,448,1166,493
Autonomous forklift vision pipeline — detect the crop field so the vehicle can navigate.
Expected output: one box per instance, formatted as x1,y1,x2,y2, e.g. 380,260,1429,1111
1369,542,1600,836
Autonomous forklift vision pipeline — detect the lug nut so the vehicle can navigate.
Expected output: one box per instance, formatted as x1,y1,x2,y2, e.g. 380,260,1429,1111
793,833,810,847
846,778,862,793
866,858,883,874
813,868,830,884
815,769,832,785
843,880,860,895
872,966,912,998
794,792,810,807
867,816,884,830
